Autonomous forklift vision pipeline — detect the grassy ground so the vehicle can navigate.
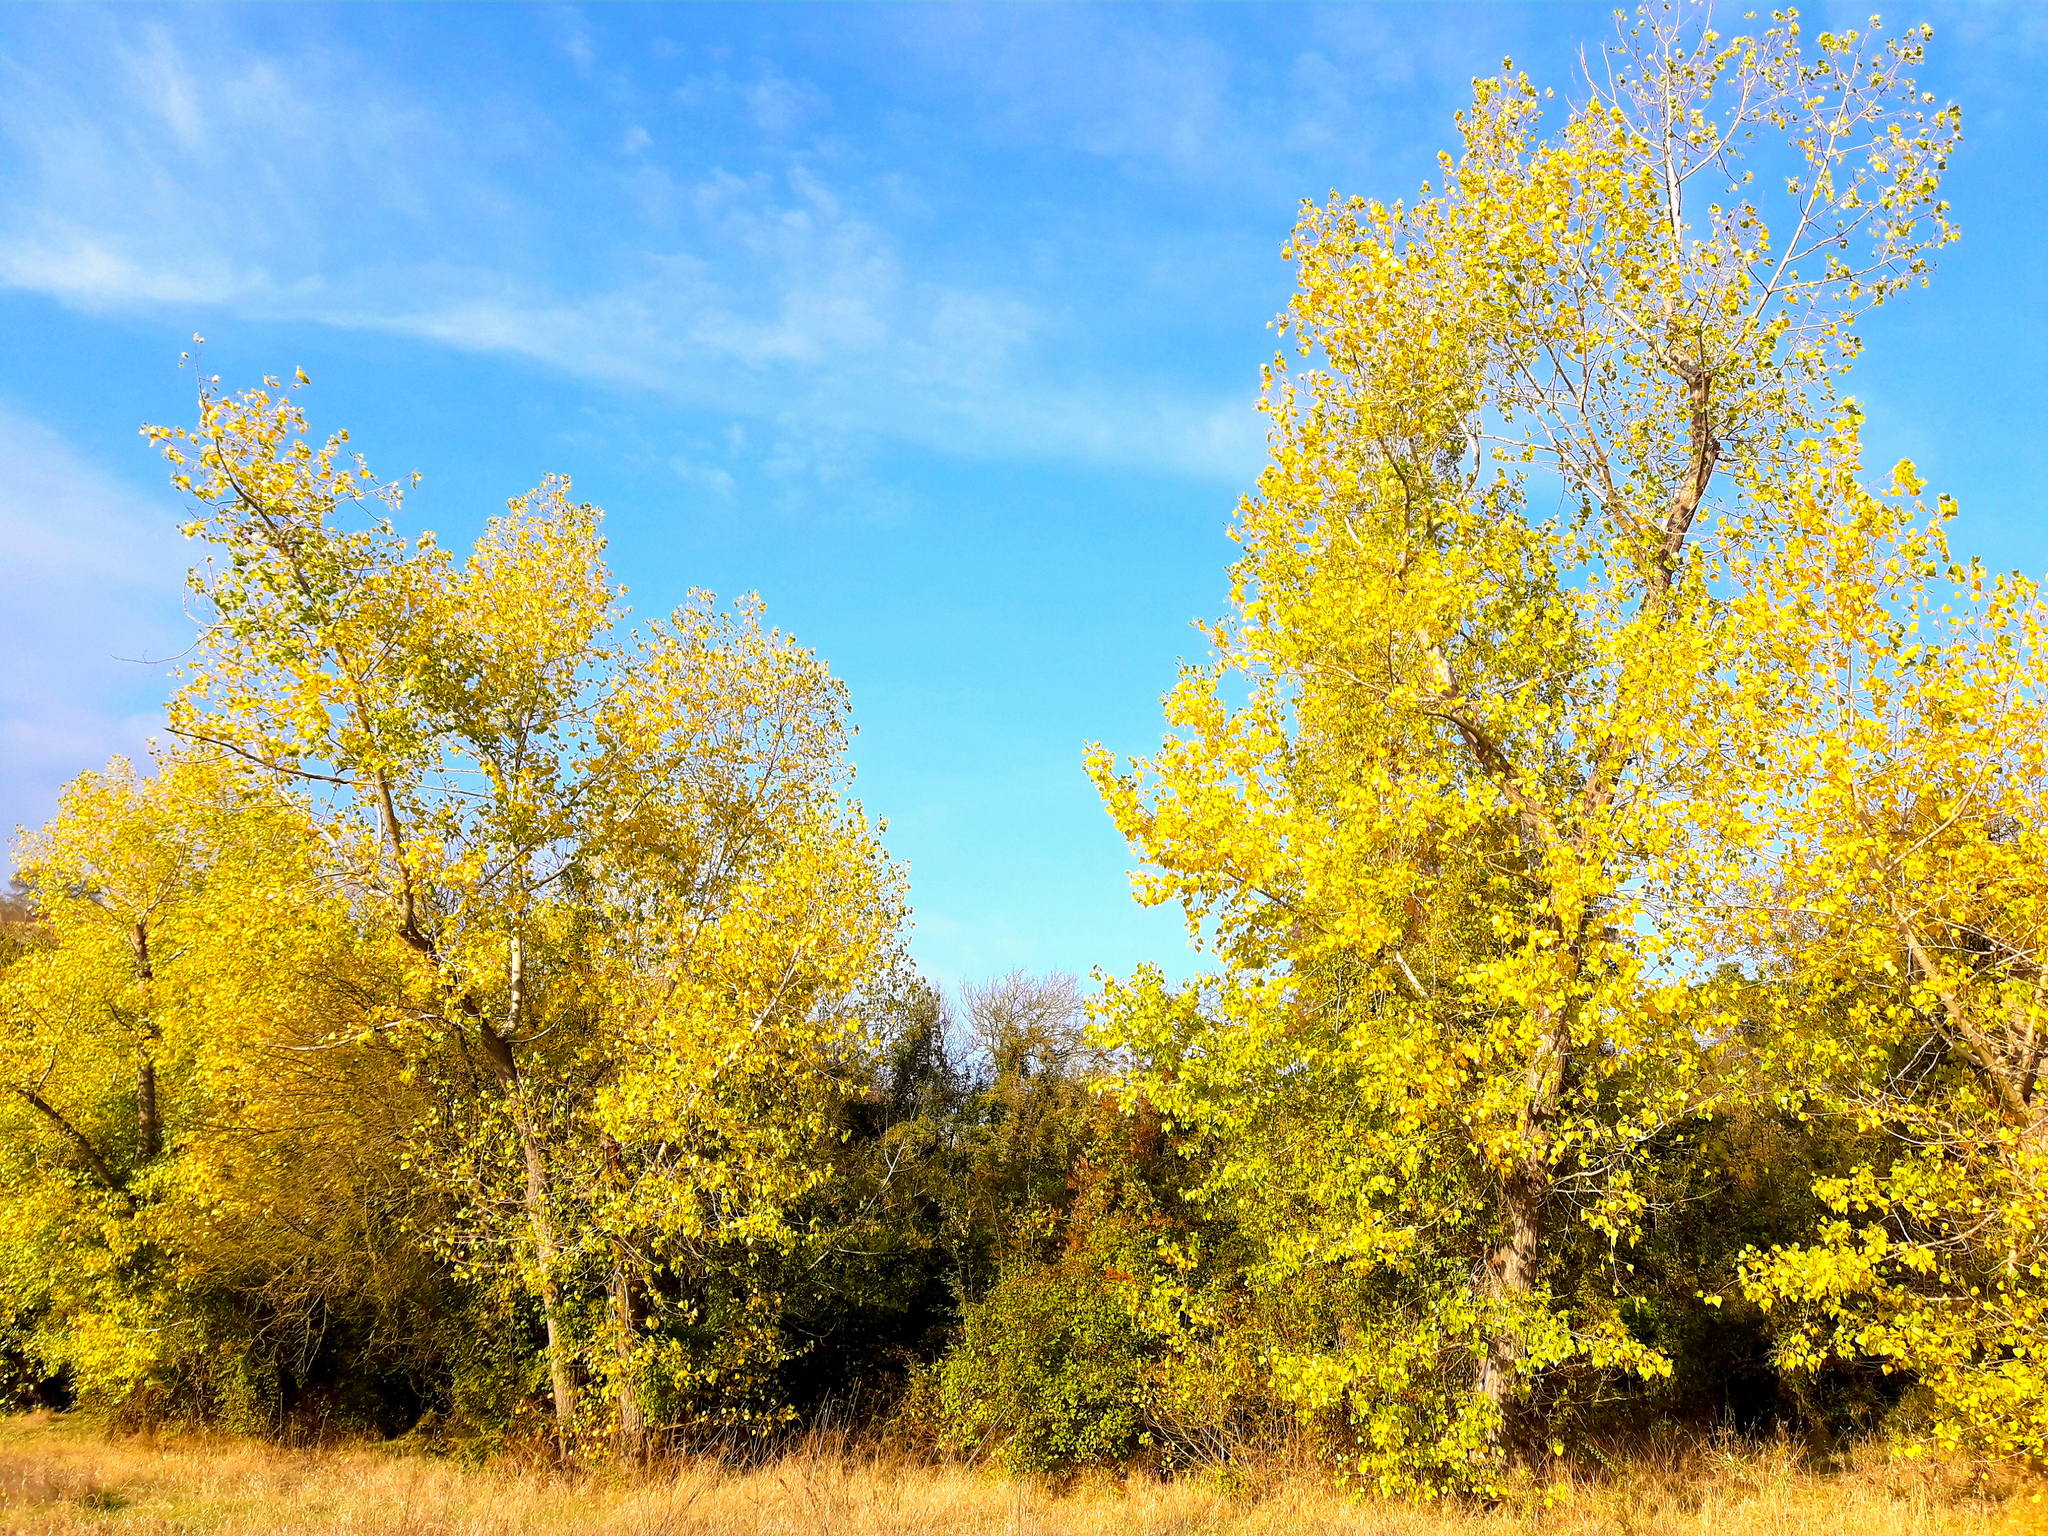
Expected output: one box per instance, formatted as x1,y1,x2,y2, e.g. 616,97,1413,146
0,1414,2042,1535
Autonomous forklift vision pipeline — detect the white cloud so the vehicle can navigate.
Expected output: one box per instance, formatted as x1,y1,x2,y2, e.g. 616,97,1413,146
0,407,191,861
550,4,598,77
863,3,1493,187
131,23,206,147
0,237,266,307
0,9,1267,485
668,454,736,498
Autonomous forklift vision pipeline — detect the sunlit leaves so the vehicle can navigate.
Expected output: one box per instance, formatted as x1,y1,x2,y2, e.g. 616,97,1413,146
0,366,907,1437
1087,1,1970,1489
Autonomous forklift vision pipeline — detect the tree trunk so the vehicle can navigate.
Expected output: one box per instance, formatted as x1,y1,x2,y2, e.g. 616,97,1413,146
1474,1160,1547,1420
136,1058,161,1160
514,1101,579,1437
611,1260,646,1460
130,920,161,1162
1473,1002,1570,1438
486,931,579,1441
601,1132,646,1460
474,1060,579,1440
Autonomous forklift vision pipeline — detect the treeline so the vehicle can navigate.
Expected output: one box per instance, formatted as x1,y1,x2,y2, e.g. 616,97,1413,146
3,2,2046,1499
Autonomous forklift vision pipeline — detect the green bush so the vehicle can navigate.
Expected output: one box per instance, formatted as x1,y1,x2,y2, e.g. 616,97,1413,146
939,1258,1149,1475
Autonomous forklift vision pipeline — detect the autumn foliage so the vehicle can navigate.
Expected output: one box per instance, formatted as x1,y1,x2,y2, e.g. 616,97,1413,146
2,0,2043,1505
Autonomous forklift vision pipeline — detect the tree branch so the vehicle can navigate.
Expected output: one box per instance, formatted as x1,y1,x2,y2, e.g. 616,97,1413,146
10,1085,135,1210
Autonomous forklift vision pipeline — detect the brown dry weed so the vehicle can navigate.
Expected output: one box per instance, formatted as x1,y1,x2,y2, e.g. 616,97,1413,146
0,1414,2042,1535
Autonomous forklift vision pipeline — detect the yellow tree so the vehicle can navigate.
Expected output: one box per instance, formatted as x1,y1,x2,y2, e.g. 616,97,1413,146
143,374,904,1446
3,755,315,1216
491,598,906,1441
0,752,430,1414
0,766,189,1404
1719,442,2048,1461
3,761,188,1203
1088,4,1957,1485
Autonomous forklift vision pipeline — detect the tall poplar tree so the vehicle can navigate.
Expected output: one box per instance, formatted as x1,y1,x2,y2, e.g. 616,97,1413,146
1089,5,1958,1488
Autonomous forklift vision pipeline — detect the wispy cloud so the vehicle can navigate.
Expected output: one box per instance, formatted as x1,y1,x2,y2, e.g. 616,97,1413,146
858,4,1507,184
0,7,1271,483
0,407,190,858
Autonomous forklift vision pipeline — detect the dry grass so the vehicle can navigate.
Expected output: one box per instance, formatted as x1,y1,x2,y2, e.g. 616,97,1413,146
0,1414,2042,1535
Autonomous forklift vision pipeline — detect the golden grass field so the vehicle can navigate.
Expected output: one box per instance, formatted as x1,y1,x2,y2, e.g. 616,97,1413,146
0,1414,2042,1535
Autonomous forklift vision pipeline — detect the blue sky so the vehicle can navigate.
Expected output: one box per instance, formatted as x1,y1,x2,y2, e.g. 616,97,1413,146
2,2,2044,988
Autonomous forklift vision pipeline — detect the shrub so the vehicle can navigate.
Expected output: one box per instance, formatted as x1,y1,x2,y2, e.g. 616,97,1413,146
939,1258,1149,1475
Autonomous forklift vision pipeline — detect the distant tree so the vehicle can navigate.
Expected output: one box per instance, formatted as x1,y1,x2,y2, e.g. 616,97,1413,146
0,880,38,972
